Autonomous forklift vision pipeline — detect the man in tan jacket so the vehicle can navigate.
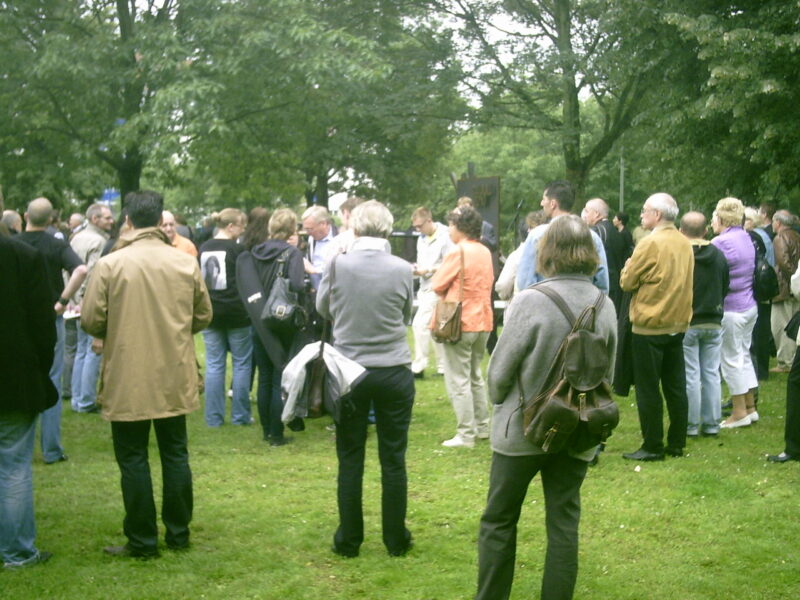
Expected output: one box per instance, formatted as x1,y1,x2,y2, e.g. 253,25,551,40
82,190,212,558
620,193,694,461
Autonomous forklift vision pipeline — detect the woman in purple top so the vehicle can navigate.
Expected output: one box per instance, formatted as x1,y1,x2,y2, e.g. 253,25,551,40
711,197,759,428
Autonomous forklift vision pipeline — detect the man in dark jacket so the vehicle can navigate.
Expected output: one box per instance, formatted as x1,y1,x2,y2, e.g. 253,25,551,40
680,212,730,437
0,235,57,568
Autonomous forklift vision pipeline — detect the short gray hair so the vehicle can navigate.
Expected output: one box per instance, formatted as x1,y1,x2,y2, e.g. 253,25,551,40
646,193,679,222
773,209,794,227
301,205,330,224
350,200,393,238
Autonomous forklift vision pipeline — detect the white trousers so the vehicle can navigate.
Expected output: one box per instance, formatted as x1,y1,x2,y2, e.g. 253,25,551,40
412,289,444,374
771,299,799,369
720,306,759,395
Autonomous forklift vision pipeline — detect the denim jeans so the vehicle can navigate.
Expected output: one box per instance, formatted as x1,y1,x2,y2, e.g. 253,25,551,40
682,327,722,435
203,327,253,426
62,316,78,398
71,322,101,412
40,316,65,462
0,411,39,566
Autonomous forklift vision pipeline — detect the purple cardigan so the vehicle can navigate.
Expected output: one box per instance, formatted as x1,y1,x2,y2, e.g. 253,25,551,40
711,226,756,313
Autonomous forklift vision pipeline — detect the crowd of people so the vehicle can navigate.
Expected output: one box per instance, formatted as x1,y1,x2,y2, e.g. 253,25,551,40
2,184,798,600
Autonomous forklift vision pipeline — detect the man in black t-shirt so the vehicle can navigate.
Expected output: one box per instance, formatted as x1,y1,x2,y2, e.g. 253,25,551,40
18,198,87,464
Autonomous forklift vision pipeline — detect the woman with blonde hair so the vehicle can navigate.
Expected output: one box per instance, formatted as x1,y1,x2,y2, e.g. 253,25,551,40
199,208,253,427
711,197,759,428
237,208,306,446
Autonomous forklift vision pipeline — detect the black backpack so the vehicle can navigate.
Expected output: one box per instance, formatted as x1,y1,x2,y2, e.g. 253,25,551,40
750,232,779,302
520,284,619,453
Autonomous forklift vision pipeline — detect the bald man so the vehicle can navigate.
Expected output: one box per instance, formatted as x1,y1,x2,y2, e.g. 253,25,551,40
620,193,694,461
161,210,198,257
680,211,729,437
18,198,88,463
583,197,626,312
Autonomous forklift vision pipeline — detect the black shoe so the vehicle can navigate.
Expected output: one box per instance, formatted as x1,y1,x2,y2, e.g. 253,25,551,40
767,452,799,463
665,447,683,457
85,404,100,414
287,417,305,432
270,437,292,447
622,448,665,462
166,542,190,552
44,454,68,465
103,544,159,559
413,371,425,379
331,544,358,558
388,539,414,557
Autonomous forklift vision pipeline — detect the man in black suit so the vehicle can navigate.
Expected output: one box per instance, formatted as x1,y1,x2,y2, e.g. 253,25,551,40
0,233,57,568
583,198,627,313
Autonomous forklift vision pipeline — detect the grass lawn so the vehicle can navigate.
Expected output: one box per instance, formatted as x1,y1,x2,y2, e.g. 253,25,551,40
4,334,800,599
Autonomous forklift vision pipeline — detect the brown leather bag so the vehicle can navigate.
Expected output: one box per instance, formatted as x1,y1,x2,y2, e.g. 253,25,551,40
520,284,619,453
432,246,464,344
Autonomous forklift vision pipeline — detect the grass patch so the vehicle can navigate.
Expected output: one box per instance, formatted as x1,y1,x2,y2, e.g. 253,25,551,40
5,334,800,599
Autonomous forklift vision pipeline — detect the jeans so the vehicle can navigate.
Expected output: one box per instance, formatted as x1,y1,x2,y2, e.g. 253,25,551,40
0,411,39,566
335,366,415,557
476,451,588,600
203,327,253,426
71,321,101,412
40,316,65,462
111,416,193,553
252,334,284,441
682,327,722,435
632,333,689,453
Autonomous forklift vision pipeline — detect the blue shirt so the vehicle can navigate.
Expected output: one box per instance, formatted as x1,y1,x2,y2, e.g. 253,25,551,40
515,217,610,293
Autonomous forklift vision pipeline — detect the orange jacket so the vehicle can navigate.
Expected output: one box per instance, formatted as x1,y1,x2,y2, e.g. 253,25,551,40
431,239,494,332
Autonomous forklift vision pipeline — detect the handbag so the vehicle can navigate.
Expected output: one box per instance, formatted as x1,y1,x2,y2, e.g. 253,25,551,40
261,248,305,331
432,246,464,344
786,311,800,341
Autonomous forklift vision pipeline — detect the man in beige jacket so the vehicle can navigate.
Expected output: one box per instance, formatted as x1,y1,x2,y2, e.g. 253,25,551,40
619,193,693,462
82,191,212,558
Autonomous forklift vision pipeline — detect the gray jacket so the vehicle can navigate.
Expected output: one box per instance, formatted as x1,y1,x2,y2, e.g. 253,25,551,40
316,237,413,368
488,275,618,460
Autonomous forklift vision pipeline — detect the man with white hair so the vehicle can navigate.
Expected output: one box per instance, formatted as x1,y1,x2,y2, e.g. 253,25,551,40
160,210,198,257
582,197,626,312
302,205,335,291
620,193,694,461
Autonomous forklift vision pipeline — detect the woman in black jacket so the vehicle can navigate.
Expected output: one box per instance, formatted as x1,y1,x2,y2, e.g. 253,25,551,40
237,209,306,446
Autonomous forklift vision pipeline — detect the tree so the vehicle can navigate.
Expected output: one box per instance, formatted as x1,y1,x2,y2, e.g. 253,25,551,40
423,0,693,200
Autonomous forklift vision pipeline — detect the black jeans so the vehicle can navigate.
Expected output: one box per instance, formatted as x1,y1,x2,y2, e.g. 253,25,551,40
111,415,192,553
253,335,285,441
784,349,800,455
476,452,588,600
334,365,414,556
632,333,689,453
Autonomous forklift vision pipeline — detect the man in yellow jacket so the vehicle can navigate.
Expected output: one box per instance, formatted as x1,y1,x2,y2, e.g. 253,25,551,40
82,190,212,558
620,193,694,461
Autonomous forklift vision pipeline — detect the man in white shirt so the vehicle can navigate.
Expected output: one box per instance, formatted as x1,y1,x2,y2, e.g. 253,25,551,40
410,207,452,378
302,206,335,291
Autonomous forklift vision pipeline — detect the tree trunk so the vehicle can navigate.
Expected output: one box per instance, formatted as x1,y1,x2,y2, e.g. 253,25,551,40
118,148,142,205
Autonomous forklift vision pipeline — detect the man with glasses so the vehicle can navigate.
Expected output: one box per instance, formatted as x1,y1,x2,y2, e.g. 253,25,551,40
620,193,694,461
410,207,451,378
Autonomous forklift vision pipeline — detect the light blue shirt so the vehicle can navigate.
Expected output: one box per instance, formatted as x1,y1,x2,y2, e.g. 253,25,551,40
515,216,610,293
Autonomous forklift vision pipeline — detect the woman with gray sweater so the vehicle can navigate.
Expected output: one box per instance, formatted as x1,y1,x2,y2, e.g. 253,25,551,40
316,200,415,559
476,215,617,600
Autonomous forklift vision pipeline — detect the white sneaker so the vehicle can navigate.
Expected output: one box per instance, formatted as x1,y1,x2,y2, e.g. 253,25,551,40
476,432,490,440
441,436,474,448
